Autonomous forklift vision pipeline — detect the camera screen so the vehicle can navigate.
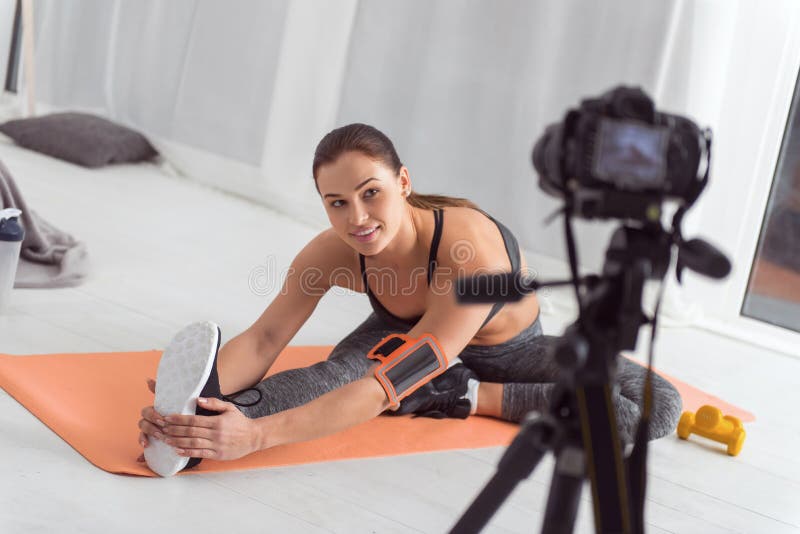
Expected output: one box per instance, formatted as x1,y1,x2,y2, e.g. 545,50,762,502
593,119,669,189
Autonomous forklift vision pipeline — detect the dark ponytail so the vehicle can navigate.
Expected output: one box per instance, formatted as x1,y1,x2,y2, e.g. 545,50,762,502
313,123,479,210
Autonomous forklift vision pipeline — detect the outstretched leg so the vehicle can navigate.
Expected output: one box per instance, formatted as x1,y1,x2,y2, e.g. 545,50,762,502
231,314,394,419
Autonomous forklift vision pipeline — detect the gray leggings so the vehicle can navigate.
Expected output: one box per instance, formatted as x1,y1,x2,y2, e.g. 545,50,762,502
233,313,683,443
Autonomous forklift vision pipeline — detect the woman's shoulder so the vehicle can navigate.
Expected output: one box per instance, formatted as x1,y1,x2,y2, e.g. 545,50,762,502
440,205,490,227
439,206,503,244
437,206,512,271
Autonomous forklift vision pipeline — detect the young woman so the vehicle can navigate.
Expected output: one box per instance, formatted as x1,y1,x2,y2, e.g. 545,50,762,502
137,124,682,466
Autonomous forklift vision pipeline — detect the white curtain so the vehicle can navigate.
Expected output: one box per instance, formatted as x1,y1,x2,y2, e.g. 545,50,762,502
34,0,289,165
30,0,679,268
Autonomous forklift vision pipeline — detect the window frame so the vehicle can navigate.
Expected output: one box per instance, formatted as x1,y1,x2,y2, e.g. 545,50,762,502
672,3,800,358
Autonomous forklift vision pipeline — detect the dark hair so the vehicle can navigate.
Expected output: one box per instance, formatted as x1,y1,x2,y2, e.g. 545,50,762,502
312,123,479,210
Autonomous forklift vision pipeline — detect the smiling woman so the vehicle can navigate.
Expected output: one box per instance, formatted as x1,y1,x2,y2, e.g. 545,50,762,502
138,123,683,475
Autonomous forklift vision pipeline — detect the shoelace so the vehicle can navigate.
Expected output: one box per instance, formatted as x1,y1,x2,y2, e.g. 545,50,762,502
221,387,263,408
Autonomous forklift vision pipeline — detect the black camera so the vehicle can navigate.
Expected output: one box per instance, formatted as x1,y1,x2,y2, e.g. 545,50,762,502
532,86,711,221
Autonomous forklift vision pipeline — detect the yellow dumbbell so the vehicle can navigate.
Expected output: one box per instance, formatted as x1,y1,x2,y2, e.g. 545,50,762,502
677,404,746,456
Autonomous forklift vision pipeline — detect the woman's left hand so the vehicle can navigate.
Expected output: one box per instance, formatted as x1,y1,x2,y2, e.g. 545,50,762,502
139,397,260,462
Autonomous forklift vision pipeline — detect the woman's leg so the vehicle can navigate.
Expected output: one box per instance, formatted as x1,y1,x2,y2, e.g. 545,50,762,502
460,327,683,442
612,356,684,440
231,313,395,419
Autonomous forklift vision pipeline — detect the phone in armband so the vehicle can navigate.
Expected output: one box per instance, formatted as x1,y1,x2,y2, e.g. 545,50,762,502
366,333,449,408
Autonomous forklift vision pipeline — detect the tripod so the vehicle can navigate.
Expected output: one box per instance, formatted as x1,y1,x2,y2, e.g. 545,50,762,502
453,84,732,534
452,223,675,534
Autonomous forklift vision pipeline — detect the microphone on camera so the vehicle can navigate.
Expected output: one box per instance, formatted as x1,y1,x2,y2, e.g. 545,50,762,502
676,238,731,281
456,271,538,304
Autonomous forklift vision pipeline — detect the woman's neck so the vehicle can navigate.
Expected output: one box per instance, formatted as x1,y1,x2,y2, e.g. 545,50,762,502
369,204,428,268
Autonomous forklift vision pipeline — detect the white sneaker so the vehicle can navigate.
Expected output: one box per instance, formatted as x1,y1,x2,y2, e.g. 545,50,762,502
144,321,220,477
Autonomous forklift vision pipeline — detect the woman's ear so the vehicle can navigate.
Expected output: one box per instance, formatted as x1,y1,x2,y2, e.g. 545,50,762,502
398,166,412,194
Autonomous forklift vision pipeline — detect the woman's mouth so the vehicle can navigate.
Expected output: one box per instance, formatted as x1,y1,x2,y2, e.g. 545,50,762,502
351,226,380,243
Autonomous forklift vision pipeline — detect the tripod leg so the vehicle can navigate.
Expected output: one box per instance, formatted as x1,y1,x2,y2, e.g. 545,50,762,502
449,415,556,534
541,445,585,534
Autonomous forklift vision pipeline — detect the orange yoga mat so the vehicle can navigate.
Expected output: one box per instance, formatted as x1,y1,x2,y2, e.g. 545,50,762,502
0,347,754,477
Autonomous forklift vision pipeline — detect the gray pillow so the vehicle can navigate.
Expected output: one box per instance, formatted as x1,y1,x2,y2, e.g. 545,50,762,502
0,112,158,168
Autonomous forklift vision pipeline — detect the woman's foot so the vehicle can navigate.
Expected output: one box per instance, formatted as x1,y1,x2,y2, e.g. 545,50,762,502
388,364,479,419
144,321,221,476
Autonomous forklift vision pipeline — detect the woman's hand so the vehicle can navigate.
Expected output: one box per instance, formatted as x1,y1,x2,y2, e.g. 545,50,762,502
150,397,261,461
136,378,261,463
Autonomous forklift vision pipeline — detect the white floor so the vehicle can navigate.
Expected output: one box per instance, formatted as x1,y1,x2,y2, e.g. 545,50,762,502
1,141,799,534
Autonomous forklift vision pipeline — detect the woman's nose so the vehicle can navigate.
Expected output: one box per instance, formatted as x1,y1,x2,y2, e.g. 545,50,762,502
348,203,368,225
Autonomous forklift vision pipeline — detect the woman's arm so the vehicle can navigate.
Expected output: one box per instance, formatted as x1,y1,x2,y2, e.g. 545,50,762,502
256,368,389,449
253,292,495,451
250,291,491,450
140,372,387,463
138,230,345,452
218,230,345,393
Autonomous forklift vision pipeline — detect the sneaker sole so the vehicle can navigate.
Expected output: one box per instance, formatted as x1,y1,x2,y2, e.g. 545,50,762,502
144,321,220,477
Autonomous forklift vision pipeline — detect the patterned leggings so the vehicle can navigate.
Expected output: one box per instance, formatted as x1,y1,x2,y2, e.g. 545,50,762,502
233,313,683,443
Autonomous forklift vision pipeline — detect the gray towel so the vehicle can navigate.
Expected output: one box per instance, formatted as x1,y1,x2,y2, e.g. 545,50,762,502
0,158,89,288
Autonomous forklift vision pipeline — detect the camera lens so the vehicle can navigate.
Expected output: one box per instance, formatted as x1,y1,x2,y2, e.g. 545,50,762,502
532,124,566,197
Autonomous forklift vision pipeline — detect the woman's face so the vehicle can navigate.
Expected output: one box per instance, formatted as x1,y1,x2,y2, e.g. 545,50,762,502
316,150,410,255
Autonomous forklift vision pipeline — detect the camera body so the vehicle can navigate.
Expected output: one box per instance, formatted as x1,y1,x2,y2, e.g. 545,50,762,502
533,86,709,221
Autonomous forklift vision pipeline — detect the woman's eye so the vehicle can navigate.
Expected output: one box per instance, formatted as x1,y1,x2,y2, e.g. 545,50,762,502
329,189,377,208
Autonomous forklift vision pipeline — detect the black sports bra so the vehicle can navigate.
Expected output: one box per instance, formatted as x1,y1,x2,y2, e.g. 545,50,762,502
359,208,521,330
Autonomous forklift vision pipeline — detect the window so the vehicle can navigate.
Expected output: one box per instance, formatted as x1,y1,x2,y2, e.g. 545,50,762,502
742,69,800,333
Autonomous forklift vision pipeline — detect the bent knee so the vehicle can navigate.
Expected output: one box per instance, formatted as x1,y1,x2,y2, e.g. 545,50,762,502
648,380,683,439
